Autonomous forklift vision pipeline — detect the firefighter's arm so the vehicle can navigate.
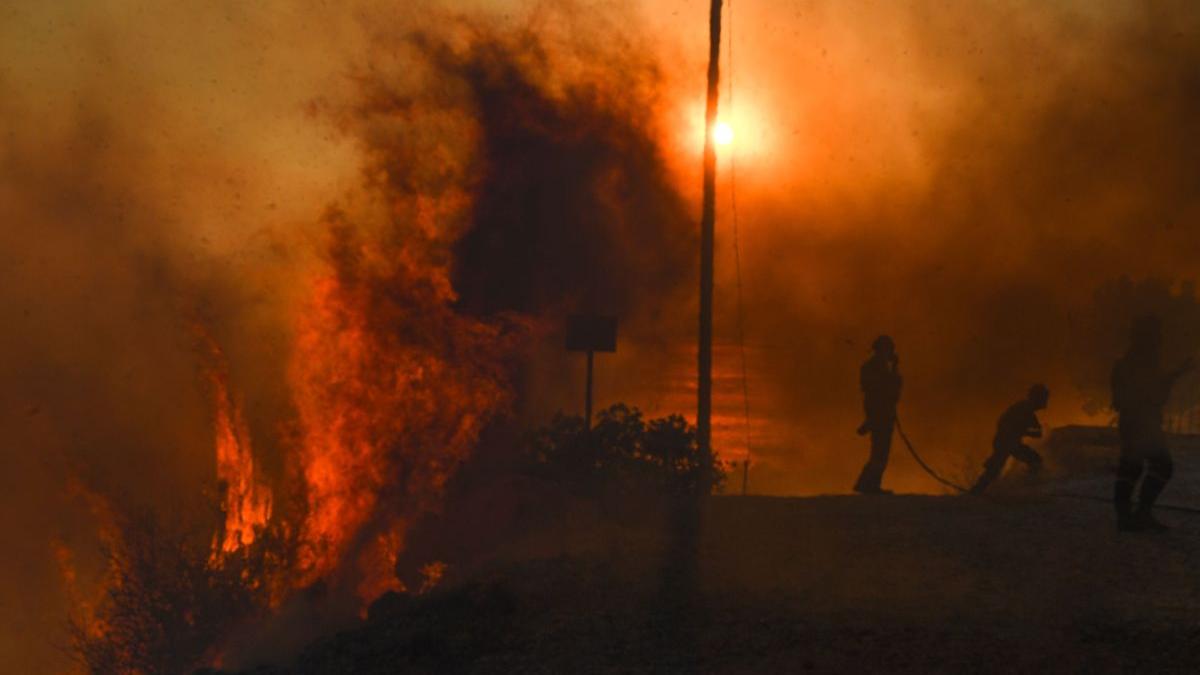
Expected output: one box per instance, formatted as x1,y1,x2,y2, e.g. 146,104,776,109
1025,414,1043,439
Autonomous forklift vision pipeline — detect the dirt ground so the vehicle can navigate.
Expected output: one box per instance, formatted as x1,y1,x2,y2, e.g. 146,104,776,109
229,451,1200,674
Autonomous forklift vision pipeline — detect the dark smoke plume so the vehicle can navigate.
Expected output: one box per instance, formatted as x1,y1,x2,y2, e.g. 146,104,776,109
332,18,696,321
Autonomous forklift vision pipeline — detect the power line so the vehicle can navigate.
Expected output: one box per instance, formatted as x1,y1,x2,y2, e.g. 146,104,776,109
726,0,753,477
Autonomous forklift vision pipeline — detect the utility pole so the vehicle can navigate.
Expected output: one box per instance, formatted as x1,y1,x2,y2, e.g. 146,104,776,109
698,0,723,479
585,349,594,429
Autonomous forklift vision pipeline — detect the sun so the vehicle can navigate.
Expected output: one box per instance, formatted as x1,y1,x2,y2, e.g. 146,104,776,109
684,103,767,159
713,120,734,146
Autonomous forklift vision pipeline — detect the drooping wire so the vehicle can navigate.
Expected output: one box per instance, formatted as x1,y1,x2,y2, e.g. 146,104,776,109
726,0,753,470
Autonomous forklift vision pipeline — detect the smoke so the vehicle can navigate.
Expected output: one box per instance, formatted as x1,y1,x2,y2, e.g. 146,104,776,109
724,0,1200,493
329,10,698,410
438,34,694,318
0,62,222,675
0,3,352,670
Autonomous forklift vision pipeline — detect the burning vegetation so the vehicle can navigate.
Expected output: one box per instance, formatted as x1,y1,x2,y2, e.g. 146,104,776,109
61,13,699,673
285,215,523,596
200,331,272,558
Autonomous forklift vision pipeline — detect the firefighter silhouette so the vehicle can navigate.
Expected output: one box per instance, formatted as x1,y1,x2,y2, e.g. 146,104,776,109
969,384,1048,495
854,335,901,494
1112,316,1193,532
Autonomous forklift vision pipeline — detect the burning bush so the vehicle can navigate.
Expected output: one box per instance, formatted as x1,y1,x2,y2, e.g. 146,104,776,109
69,510,292,675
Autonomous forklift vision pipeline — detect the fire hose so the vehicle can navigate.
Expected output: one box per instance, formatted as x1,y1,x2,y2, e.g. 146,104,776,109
893,415,969,493
894,414,1200,514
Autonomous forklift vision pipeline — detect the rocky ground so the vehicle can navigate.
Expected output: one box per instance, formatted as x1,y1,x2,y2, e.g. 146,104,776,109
222,442,1200,674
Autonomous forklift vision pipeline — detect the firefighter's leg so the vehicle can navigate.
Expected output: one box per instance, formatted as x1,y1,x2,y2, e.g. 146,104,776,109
1114,449,1143,529
970,448,1009,495
1010,444,1043,474
1137,444,1174,512
854,418,894,493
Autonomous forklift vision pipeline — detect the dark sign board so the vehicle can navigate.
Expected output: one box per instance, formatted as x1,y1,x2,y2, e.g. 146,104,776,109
566,315,617,353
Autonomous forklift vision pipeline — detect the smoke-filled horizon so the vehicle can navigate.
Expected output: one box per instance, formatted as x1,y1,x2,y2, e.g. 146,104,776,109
3,1,1200,670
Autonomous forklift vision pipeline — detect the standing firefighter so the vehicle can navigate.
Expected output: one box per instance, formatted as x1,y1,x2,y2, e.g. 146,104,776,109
1112,316,1193,532
854,335,902,495
969,384,1049,495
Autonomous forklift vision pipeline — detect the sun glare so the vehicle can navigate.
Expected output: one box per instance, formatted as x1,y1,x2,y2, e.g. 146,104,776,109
684,101,768,160
713,121,734,146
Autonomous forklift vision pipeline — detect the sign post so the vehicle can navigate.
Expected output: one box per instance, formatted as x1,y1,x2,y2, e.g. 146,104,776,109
566,315,617,429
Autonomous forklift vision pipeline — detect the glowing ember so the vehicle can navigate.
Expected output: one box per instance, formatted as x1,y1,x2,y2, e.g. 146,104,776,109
418,561,447,594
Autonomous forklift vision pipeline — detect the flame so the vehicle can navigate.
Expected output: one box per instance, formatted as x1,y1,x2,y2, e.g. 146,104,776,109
288,217,521,595
51,537,94,633
60,477,123,653
51,539,77,592
418,561,447,594
356,530,407,612
199,331,273,556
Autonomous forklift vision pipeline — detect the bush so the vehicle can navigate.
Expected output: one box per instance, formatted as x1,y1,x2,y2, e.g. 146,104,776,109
70,511,289,674
521,404,726,499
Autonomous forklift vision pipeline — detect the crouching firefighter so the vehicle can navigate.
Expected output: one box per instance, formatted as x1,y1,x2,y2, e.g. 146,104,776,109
969,384,1049,495
854,335,902,495
1112,316,1193,532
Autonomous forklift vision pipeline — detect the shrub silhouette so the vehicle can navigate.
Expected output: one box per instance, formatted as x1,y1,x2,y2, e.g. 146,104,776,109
521,404,726,498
